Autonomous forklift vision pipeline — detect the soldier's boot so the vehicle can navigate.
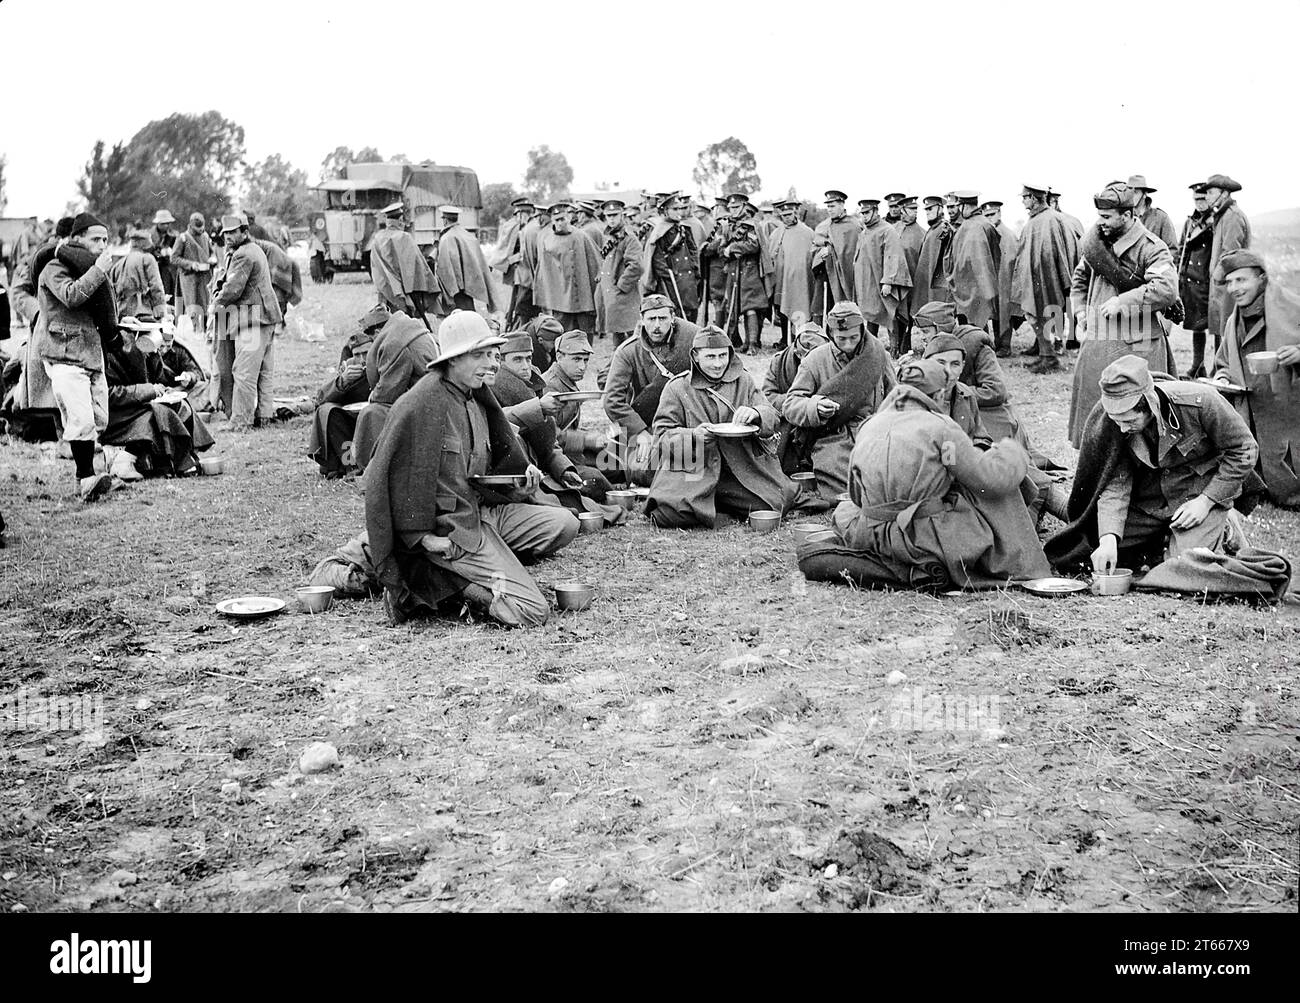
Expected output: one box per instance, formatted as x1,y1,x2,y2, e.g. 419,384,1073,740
743,311,761,353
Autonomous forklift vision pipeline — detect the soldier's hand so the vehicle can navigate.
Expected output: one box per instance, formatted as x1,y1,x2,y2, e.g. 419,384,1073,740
1098,297,1122,319
522,464,543,495
1090,534,1119,573
815,397,840,421
881,283,893,298
560,468,585,490
1276,345,1300,366
538,393,561,416
634,430,654,465
95,249,114,272
419,533,453,556
1169,494,1214,530
732,405,760,427
697,423,716,444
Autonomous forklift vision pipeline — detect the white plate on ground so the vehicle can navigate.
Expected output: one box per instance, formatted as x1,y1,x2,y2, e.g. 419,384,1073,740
216,596,287,619
1021,577,1089,597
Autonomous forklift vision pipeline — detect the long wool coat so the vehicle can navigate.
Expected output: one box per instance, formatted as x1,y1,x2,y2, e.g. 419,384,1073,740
1012,206,1079,324
769,220,816,321
171,229,215,315
435,224,502,310
645,357,798,526
812,216,860,305
534,228,601,313
1207,199,1251,340
596,227,644,335
854,218,911,327
831,386,1051,588
1212,284,1300,508
949,214,1001,329
1067,221,1178,446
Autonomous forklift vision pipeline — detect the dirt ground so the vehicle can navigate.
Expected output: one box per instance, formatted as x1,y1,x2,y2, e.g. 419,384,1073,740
1,274,1297,914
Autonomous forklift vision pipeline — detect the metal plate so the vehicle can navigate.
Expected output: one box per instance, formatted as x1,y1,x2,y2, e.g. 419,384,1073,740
216,596,287,619
469,474,529,487
552,390,603,402
342,401,368,413
1021,577,1090,597
1196,377,1248,395
706,422,758,437
155,389,187,405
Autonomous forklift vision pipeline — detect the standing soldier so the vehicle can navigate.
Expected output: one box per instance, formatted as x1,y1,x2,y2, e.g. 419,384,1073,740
150,209,178,303
981,200,1021,356
948,191,1001,335
493,198,535,329
705,194,768,353
811,190,859,324
1204,173,1251,353
768,198,816,348
1178,182,1215,377
595,198,643,350
1128,175,1179,251
172,212,215,325
434,206,502,315
533,201,601,335
369,201,437,323
853,198,911,351
1013,183,1080,371
577,201,606,246
910,195,954,316
1048,187,1084,239
640,192,701,321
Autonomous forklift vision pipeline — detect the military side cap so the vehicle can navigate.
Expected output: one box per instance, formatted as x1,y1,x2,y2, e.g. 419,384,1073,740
556,330,594,355
826,301,864,331
1099,355,1158,415
502,331,533,355
359,305,390,330
1215,248,1266,280
922,333,966,358
640,293,676,313
898,358,947,397
1205,174,1242,193
692,325,731,351
913,301,957,332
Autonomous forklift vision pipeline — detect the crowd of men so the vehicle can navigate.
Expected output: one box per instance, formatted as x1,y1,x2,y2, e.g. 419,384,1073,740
3,172,1295,615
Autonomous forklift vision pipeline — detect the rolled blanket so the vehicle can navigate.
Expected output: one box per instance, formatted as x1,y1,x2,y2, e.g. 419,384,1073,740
1136,546,1293,603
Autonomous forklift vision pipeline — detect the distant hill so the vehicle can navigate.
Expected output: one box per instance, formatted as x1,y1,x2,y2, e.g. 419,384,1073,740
1252,207,1300,232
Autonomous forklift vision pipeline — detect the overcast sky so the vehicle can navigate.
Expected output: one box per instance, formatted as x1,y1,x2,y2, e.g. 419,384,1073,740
3,0,1299,226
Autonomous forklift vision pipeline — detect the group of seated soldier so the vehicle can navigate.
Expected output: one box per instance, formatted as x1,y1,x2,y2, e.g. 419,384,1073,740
305,276,1294,628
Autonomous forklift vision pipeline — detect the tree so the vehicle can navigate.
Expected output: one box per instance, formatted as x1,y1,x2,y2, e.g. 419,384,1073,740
320,146,355,181
243,154,312,227
355,146,382,164
522,145,573,202
117,111,246,224
76,140,142,229
692,137,761,199
481,182,519,225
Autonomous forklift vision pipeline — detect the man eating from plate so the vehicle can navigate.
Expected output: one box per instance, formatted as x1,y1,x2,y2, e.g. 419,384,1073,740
644,325,797,528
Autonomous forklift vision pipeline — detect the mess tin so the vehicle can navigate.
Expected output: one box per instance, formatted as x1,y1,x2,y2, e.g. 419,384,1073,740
791,522,832,545
577,512,604,534
606,489,639,511
1245,351,1279,375
199,456,226,475
1091,569,1134,596
748,510,780,533
295,585,334,613
554,581,595,611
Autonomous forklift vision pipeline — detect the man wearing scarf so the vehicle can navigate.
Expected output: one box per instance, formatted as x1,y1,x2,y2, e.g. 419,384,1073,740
533,202,601,335
364,311,579,628
1203,174,1252,350
1128,176,1179,251
434,207,502,315
1211,250,1300,508
702,194,769,352
853,197,912,353
909,196,955,317
811,190,859,322
1048,355,1259,576
767,199,816,349
1067,181,1178,448
782,301,895,501
763,321,828,415
369,203,437,322
602,294,699,485
644,326,797,528
948,191,1001,336
352,310,439,474
639,193,701,321
31,212,118,500
172,213,216,323
1013,183,1080,371
596,198,643,351
308,305,389,477
1179,183,1215,378
806,358,1050,590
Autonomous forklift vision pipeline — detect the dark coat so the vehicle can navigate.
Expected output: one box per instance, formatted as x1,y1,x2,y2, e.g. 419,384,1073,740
596,227,644,334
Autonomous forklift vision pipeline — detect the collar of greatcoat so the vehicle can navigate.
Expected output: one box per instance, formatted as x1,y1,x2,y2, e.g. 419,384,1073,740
689,351,743,388
1109,219,1150,259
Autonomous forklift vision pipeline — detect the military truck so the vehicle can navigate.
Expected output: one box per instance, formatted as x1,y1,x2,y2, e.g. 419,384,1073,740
308,162,482,279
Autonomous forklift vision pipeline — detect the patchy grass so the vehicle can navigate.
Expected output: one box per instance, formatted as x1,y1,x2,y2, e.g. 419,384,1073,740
1,275,1297,913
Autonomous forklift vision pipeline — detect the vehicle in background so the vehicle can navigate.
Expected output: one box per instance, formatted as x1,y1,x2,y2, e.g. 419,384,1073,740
307,162,482,281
